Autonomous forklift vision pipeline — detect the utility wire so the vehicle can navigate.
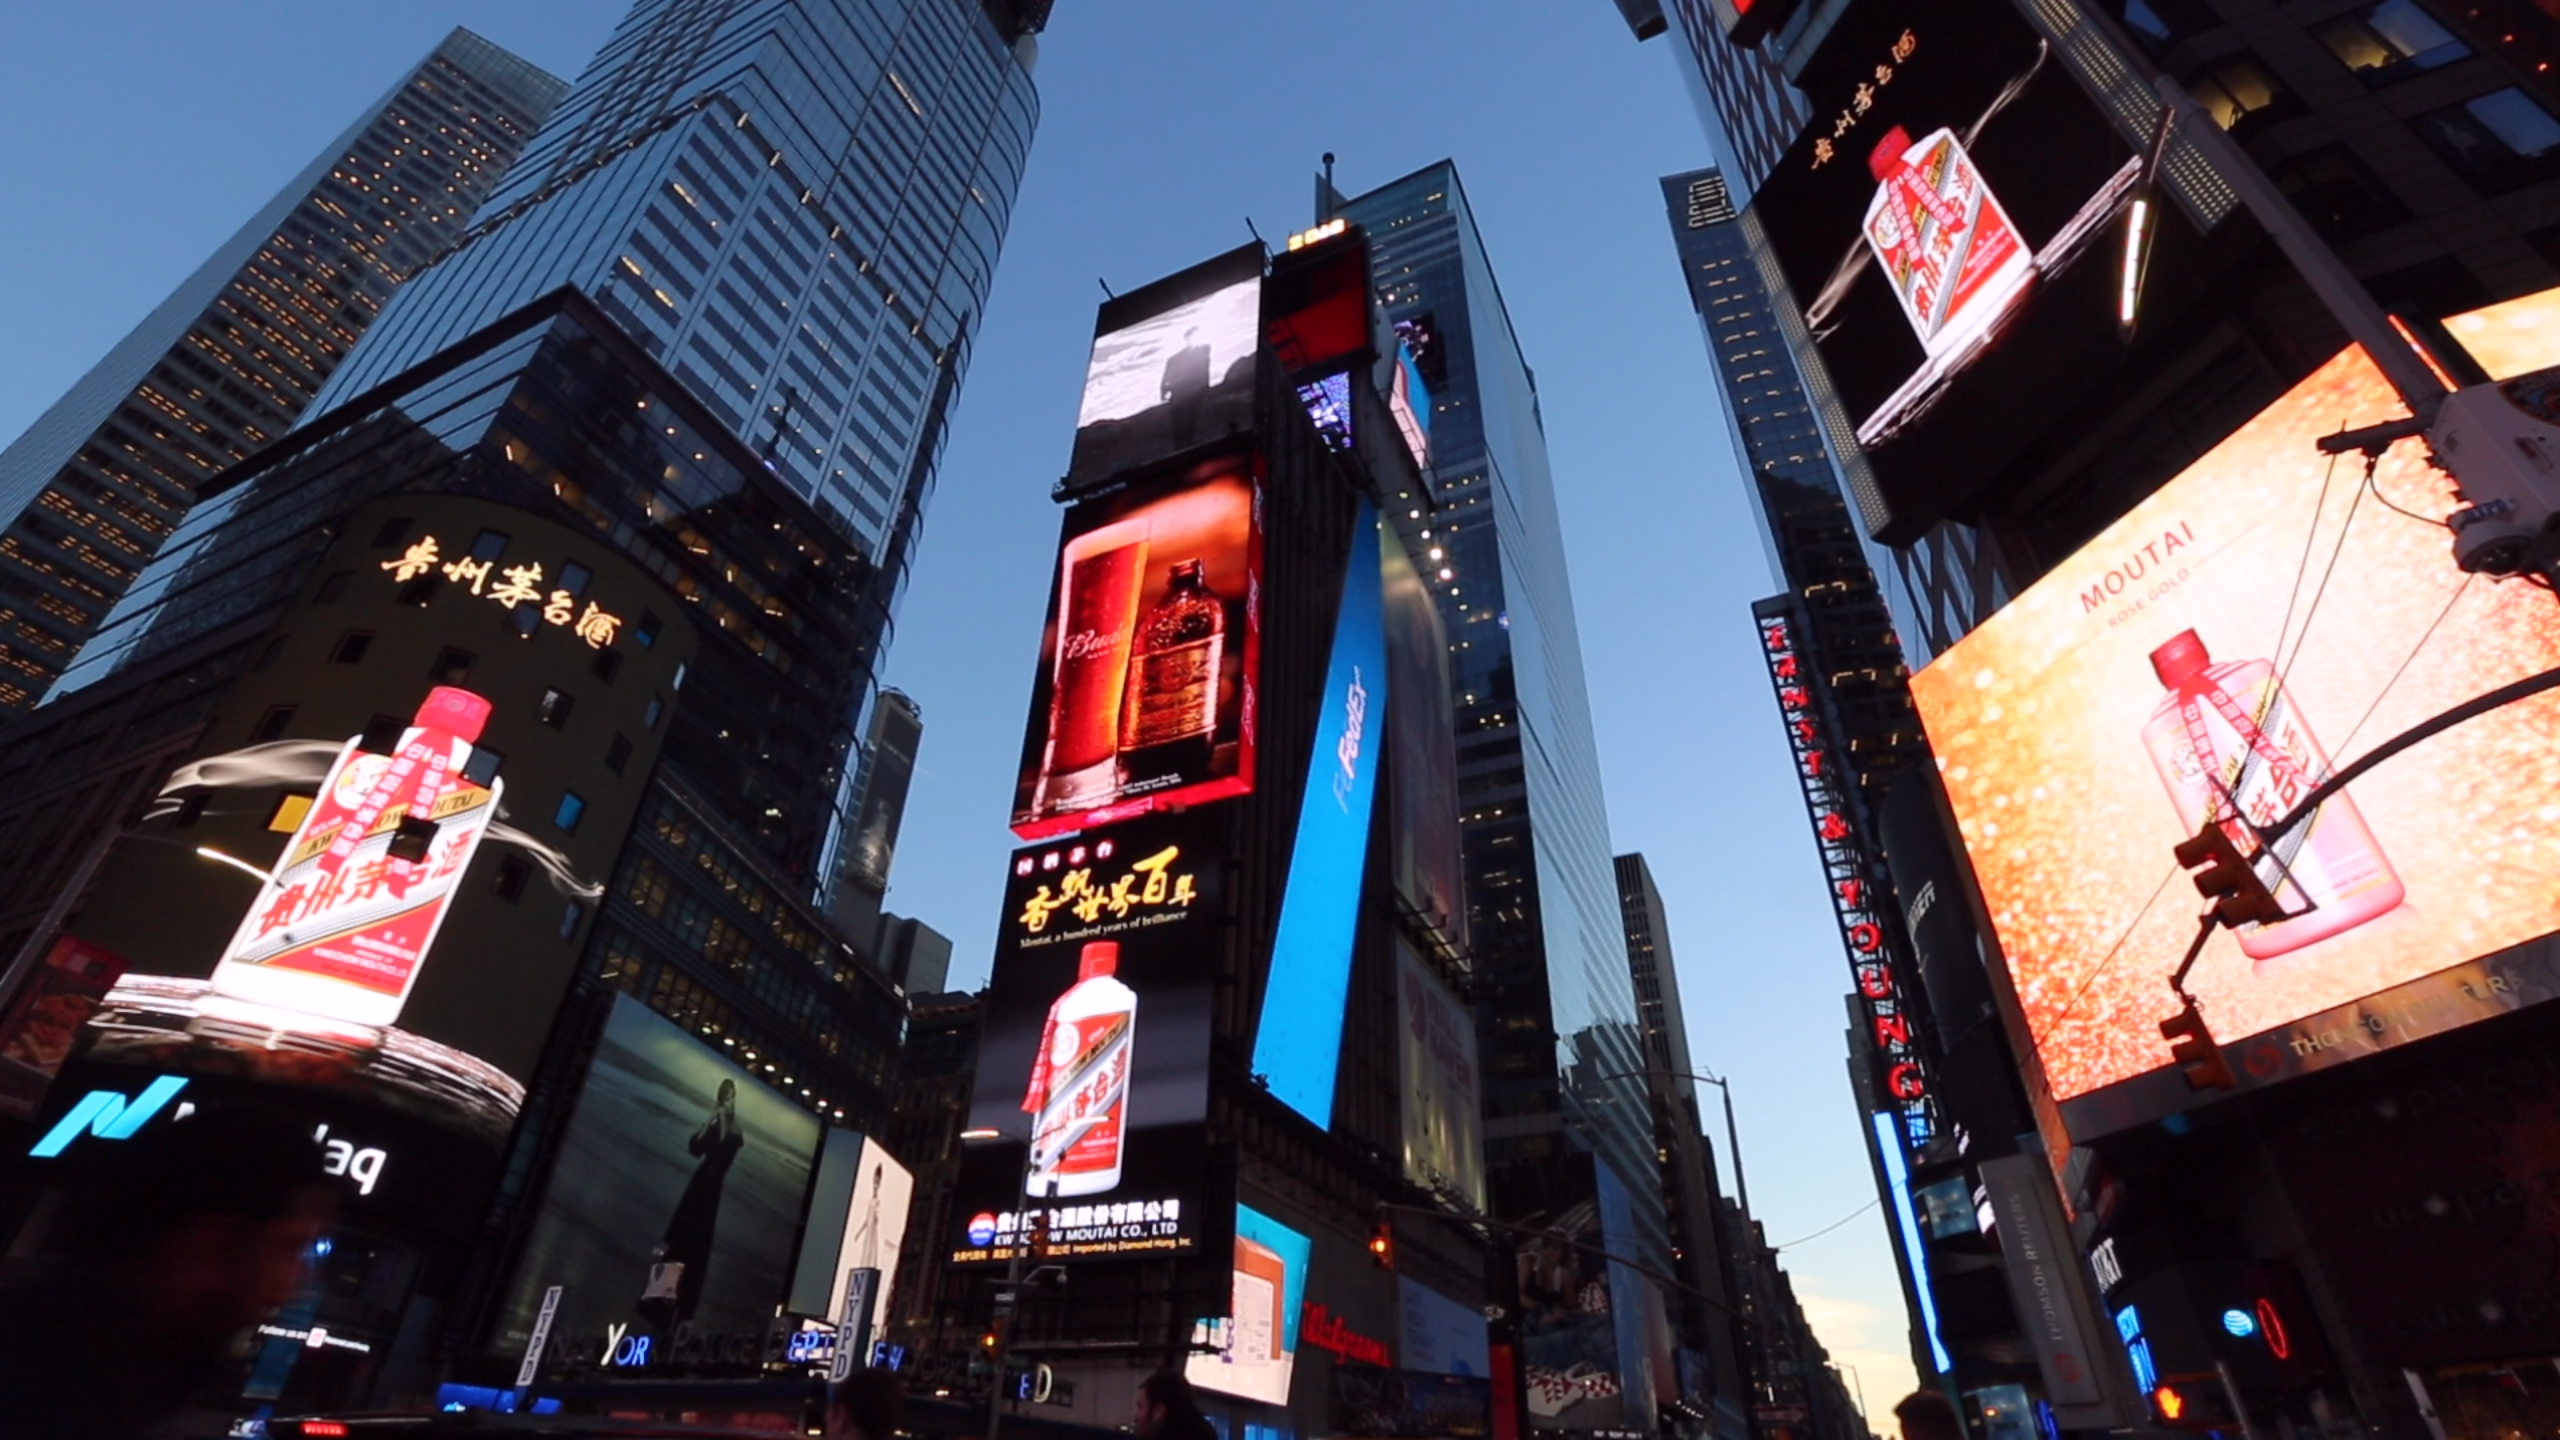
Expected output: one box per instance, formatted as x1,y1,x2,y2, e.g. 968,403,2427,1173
2365,458,2450,528
1772,1197,1882,1251
2279,468,2368,685
2336,571,2474,757
2269,448,2342,686
2049,865,2180,1026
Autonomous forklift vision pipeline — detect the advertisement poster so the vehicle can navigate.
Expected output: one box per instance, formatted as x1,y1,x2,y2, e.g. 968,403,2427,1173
1011,463,1262,840
1401,1276,1493,1378
1909,344,2560,1112
1188,1204,1313,1407
495,995,822,1365
1753,0,2158,542
0,935,127,1120
952,811,1221,1263
1396,946,1486,1210
1515,1179,1626,1429
1066,244,1263,489
785,1128,915,1331
1253,504,1387,1127
1333,1367,1495,1439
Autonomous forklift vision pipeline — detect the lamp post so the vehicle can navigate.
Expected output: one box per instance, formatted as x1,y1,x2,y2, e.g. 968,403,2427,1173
960,1126,1043,1440
1599,1066,1751,1219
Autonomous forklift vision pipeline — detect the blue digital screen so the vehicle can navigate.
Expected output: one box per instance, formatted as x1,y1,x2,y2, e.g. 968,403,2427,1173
1873,1110,1953,1374
1298,373,1354,451
1252,504,1387,1126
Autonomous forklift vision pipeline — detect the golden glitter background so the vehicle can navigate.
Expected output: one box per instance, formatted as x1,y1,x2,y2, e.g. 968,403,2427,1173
1911,344,2560,1102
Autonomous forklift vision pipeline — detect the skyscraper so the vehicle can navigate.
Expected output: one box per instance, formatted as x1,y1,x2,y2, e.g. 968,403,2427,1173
829,686,923,945
309,0,1045,589
1332,161,1673,1429
1617,1,1810,199
0,30,563,718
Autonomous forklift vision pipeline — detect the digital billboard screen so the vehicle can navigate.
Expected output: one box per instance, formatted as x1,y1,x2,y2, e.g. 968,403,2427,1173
1397,944,1485,1211
495,994,822,1371
1011,461,1261,840
1066,245,1264,491
1909,343,2560,1130
951,811,1221,1264
1187,1204,1314,1407
1751,0,2173,543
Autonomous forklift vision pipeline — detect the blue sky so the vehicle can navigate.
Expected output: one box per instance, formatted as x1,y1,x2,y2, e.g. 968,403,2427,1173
0,1,1922,1409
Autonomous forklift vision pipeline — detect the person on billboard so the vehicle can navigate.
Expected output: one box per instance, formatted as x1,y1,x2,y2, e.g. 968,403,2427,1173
1160,327,1212,447
641,1076,746,1328
0,1104,333,1439
1134,1370,1218,1440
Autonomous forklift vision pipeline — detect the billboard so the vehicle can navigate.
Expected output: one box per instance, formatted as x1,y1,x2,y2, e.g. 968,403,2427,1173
951,811,1221,1263
1011,462,1262,840
496,994,822,1369
1252,503,1387,1127
1396,946,1485,1210
1187,1203,1314,1407
1402,1276,1493,1377
1909,343,2560,1128
786,1127,915,1337
1752,0,2169,543
1384,525,1466,950
0,936,126,1120
1066,245,1263,490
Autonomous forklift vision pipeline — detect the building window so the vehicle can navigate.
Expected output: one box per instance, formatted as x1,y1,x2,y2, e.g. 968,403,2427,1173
359,713,405,753
2412,89,2560,192
644,694,664,730
250,705,297,742
2186,56,2297,132
2269,144,2412,239
469,529,511,562
2316,0,2470,81
252,635,289,671
605,733,633,776
635,610,661,649
397,574,440,606
560,900,585,940
539,687,575,729
592,647,624,684
314,571,353,603
429,647,476,684
558,561,593,598
370,517,412,549
491,853,531,902
555,791,587,834
329,631,374,665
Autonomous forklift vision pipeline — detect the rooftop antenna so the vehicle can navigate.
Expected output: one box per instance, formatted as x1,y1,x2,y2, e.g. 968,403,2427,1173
1320,152,1338,222
1246,216,1265,248
1098,277,1115,299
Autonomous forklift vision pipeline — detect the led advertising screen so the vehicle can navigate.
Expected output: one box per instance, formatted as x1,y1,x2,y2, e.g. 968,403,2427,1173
1396,945,1485,1211
1066,244,1264,491
1908,343,2560,1133
1011,461,1262,840
495,994,823,1372
1187,1204,1314,1407
1751,0,2173,543
1383,524,1466,951
1252,503,1387,1127
951,810,1221,1264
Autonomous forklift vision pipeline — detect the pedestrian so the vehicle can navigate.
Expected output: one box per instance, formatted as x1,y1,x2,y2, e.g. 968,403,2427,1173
0,1102,334,1440
1133,1369,1218,1440
1893,1389,1966,1440
828,1367,905,1440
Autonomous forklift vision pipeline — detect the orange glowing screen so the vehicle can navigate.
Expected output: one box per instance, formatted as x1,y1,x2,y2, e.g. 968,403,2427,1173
1910,343,2560,1103
2445,287,2560,381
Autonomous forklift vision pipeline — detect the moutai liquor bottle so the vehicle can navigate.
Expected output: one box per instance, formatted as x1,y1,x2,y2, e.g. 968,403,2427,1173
2141,629,2404,959
1022,941,1135,1197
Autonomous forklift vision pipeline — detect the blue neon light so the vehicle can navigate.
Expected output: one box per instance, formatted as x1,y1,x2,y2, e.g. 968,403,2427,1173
1872,1110,1953,1374
2221,1308,2256,1338
1251,505,1387,1126
29,1075,188,1158
2114,1305,2158,1393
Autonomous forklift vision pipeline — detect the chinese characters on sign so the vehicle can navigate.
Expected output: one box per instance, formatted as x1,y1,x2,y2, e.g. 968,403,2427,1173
380,536,623,648
1759,611,1938,1146
959,1197,1188,1262
1812,29,1918,169
1012,841,1202,936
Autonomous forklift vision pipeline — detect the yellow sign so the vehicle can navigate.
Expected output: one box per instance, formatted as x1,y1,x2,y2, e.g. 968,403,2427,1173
1015,845,1200,935
379,536,624,649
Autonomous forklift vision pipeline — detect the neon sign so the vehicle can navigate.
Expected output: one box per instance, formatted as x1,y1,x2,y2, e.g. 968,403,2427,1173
27,1075,187,1157
379,537,623,648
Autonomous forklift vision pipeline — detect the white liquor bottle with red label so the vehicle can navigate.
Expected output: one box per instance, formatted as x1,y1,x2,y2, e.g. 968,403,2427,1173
1861,125,2034,359
2141,629,2404,959
1021,940,1135,1197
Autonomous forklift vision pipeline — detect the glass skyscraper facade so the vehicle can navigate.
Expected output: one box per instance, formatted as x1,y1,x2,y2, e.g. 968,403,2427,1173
310,0,1044,602
1335,163,1673,1413
0,30,562,719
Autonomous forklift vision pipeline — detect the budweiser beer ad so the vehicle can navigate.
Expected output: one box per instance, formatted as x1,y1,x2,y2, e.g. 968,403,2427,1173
1012,461,1260,840
211,686,504,1028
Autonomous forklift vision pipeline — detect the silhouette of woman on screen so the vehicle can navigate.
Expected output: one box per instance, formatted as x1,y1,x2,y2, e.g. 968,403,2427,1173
641,1077,745,1329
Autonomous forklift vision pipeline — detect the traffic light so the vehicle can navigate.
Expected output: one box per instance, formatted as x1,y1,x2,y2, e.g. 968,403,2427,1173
1368,1221,1394,1270
2160,998,2236,1091
2174,823,2286,929
2150,1373,2245,1430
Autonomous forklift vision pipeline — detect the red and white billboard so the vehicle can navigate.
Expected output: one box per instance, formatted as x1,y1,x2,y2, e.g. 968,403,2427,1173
211,687,503,1028
1911,341,2560,1125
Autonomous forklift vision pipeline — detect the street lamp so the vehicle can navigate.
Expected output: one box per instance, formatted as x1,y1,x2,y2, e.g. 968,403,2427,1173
1599,1066,1751,1219
960,1125,1045,1440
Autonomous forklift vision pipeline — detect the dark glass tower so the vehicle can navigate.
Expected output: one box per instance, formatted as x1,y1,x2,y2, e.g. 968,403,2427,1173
0,30,563,718
1333,161,1673,1428
310,0,1044,593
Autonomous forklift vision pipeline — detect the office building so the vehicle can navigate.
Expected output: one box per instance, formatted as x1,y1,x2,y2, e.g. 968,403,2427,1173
829,686,923,944
1331,161,1675,1430
1616,1,1811,200
1615,852,1752,1440
0,30,563,717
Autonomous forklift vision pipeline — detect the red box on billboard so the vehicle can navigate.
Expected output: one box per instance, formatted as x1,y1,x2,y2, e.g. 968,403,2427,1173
1011,458,1262,840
